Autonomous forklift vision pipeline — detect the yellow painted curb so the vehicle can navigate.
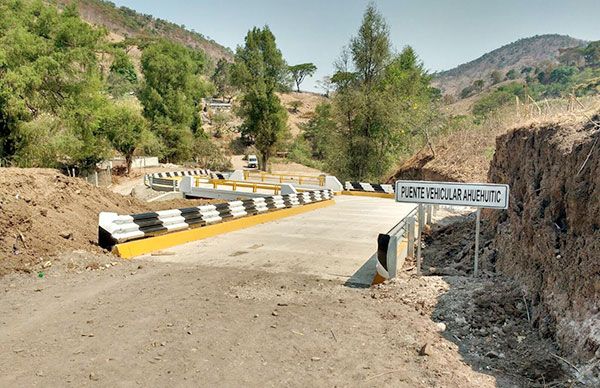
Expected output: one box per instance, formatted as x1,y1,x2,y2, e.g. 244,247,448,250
341,190,394,199
114,199,335,259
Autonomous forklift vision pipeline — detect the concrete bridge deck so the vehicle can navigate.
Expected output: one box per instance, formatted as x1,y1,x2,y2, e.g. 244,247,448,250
144,195,416,285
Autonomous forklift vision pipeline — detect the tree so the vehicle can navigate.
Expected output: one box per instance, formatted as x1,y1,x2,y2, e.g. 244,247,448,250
583,41,600,67
490,70,503,85
232,26,289,170
328,4,438,181
108,48,138,97
0,0,111,170
139,40,212,162
315,76,333,97
211,58,235,101
301,103,337,160
506,69,518,80
100,103,148,174
288,100,303,113
288,63,317,92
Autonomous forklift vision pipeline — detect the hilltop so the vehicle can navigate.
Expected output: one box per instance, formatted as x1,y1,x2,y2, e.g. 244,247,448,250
53,0,233,62
434,34,587,97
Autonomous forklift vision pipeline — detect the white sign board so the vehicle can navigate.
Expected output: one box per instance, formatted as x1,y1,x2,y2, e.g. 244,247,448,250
395,180,509,209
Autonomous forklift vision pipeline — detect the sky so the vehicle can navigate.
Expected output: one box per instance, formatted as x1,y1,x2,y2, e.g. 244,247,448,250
112,0,600,92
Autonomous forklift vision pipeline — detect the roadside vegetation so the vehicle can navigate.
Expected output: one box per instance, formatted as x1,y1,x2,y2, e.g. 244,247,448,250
1,0,598,183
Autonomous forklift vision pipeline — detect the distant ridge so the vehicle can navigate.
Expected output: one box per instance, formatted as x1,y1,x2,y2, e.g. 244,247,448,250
433,34,588,97
54,0,233,62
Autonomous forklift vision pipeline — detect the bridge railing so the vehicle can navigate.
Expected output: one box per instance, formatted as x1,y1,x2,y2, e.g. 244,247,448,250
373,204,437,284
243,170,326,186
192,178,310,195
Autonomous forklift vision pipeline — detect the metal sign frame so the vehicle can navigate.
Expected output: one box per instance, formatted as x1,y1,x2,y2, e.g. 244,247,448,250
395,180,510,277
395,180,509,209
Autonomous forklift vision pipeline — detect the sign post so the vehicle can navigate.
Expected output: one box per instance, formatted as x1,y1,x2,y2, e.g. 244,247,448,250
395,180,509,276
474,208,481,276
416,204,424,275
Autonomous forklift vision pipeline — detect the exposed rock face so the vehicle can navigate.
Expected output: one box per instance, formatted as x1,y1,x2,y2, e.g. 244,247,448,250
488,116,599,378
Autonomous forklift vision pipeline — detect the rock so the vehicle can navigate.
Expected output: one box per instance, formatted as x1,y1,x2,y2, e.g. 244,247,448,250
89,372,99,381
311,357,321,361
418,343,430,356
40,208,48,217
59,231,73,240
272,311,279,316
435,322,446,332
485,350,505,359
454,316,467,325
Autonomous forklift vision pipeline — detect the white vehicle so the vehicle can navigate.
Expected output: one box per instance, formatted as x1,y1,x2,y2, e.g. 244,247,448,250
247,154,258,169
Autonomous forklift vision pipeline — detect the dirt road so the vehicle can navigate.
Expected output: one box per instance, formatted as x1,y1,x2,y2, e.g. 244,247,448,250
0,263,498,387
0,197,499,387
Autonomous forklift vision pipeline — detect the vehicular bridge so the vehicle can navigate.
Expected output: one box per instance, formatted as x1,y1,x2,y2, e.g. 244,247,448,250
140,195,416,286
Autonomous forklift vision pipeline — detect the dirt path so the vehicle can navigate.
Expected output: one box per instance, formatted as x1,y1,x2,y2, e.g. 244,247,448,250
0,195,500,387
0,261,496,387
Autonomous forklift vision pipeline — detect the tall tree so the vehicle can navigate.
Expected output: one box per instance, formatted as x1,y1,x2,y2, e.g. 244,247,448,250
100,103,148,174
330,4,437,181
211,58,235,101
0,0,111,170
232,26,289,170
139,40,212,162
288,63,317,92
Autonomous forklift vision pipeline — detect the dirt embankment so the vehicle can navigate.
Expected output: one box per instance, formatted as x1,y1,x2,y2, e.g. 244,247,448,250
488,115,600,378
0,168,214,276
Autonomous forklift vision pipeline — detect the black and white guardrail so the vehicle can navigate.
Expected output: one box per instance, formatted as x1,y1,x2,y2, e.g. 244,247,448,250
98,189,333,249
344,182,394,194
144,170,227,191
151,170,211,178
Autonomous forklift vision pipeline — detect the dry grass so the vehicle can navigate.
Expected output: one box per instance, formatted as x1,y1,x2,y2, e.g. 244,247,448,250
393,95,600,182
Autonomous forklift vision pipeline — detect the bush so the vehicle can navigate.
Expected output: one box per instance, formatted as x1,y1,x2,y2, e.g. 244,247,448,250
193,136,232,171
472,82,525,118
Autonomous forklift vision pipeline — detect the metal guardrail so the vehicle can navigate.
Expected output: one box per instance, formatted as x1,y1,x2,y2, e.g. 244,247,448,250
375,204,436,283
145,176,180,192
193,178,309,195
243,171,326,186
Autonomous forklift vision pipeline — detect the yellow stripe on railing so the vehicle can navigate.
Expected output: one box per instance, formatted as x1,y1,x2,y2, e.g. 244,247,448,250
197,179,310,195
243,171,325,186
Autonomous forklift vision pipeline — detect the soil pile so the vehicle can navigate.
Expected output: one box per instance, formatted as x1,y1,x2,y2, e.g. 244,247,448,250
0,168,215,276
488,114,600,380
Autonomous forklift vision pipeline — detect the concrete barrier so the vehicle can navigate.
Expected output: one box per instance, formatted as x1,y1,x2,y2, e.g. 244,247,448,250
98,189,334,256
180,176,299,200
229,170,343,192
144,170,227,191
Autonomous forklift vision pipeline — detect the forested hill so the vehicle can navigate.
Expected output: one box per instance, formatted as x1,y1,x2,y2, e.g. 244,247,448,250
434,34,587,96
52,0,233,62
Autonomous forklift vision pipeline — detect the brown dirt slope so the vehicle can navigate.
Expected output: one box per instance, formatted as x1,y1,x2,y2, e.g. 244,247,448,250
488,113,600,381
55,0,233,62
278,92,326,137
0,168,214,276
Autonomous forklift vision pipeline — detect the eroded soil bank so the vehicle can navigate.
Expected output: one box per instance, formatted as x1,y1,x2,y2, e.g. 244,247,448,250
488,115,600,381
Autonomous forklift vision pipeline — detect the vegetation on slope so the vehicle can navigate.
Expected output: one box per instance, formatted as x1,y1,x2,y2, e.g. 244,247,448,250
288,5,441,181
52,0,233,63
434,34,587,97
0,0,227,173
